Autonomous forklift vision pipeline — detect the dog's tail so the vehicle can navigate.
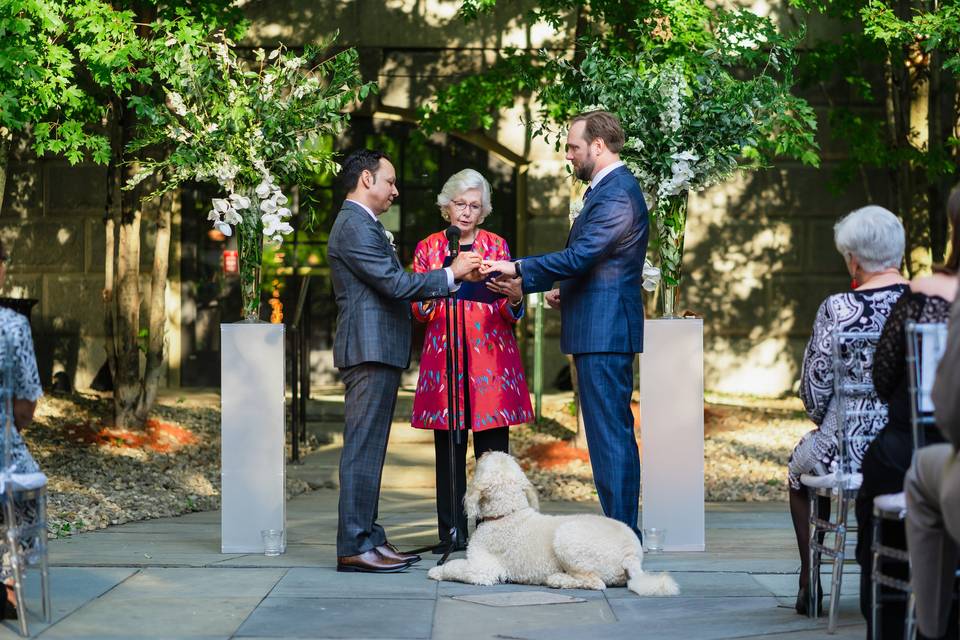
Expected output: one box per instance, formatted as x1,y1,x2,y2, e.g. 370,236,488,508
623,556,679,597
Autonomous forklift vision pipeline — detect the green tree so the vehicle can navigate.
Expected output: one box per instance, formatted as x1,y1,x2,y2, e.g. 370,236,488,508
420,1,819,309
790,0,960,275
66,1,246,429
2,1,245,428
0,0,110,213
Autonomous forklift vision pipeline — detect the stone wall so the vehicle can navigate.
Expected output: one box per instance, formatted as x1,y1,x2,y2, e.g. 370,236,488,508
1,138,176,390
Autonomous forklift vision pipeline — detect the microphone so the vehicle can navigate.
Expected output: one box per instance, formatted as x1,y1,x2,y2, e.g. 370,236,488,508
445,225,462,257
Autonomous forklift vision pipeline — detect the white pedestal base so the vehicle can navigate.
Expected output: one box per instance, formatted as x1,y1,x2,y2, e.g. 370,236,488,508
220,322,286,554
640,318,705,551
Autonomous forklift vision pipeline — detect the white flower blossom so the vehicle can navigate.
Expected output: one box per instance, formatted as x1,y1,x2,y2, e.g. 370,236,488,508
283,57,304,70
260,198,278,214
214,221,233,236
255,180,273,199
167,92,188,117
642,258,661,292
229,193,250,210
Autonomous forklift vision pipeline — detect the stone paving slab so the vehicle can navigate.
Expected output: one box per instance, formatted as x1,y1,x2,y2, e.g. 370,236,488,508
511,595,864,640
0,567,137,639
432,593,617,640
271,567,437,599
235,597,435,638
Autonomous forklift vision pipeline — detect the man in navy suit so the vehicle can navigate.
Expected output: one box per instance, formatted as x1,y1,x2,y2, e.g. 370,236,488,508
483,111,649,538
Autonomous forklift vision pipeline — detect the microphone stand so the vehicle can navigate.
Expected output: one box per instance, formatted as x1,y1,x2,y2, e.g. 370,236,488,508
409,227,465,566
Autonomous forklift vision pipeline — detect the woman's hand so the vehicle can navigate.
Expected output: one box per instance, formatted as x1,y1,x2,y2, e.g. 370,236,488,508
13,399,35,431
486,275,522,305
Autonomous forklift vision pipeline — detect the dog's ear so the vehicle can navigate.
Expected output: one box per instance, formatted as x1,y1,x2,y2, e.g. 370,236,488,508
463,480,483,520
523,481,540,511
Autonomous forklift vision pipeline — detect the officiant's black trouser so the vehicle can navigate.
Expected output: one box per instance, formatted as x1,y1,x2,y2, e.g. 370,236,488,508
434,426,509,542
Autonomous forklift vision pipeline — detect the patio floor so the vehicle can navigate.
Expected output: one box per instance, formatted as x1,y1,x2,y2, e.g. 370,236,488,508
3,443,869,639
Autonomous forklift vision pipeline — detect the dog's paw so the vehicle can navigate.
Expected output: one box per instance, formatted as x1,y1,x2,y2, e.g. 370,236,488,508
427,566,444,581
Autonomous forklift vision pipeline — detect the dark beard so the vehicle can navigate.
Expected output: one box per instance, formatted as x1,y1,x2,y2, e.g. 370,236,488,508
574,158,595,181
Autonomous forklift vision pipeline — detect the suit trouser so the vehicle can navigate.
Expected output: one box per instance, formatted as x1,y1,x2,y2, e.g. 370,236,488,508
905,443,960,639
337,362,403,557
574,352,641,539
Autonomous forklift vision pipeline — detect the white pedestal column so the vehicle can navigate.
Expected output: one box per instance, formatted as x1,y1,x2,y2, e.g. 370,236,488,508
639,318,705,551
220,322,286,554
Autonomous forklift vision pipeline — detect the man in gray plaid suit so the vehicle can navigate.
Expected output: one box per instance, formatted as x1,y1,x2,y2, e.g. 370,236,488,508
328,150,481,573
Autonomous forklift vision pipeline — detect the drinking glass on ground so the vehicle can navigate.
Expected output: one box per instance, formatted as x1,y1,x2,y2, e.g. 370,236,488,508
643,528,666,553
261,529,284,556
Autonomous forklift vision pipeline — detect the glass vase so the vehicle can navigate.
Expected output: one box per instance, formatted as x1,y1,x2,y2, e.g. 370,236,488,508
237,199,264,323
656,192,688,319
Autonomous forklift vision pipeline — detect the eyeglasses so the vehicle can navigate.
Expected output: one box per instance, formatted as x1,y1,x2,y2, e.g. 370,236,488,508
451,200,482,214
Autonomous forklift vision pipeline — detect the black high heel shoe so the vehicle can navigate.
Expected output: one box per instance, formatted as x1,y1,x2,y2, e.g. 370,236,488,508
795,582,823,616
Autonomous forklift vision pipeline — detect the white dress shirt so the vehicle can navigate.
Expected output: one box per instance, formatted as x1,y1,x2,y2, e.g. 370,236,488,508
589,160,625,190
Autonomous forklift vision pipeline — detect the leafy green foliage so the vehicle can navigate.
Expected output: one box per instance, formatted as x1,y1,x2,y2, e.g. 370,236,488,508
0,1,108,164
422,1,820,295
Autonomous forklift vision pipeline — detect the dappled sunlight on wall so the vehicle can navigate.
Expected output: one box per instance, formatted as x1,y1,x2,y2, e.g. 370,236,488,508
682,167,876,395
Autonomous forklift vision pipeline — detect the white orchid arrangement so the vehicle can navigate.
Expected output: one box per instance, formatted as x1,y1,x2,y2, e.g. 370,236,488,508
127,29,375,319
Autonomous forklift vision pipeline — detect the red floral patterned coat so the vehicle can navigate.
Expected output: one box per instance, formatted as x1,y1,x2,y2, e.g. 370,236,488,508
410,229,534,431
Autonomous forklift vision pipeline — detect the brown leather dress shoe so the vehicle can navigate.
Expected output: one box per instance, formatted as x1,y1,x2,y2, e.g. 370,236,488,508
376,541,421,565
336,549,411,573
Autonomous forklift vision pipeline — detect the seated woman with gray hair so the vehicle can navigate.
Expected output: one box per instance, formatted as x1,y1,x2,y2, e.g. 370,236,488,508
787,205,908,615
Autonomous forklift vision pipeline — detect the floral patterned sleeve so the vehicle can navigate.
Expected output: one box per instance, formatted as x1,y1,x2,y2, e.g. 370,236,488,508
411,238,438,323
9,314,42,402
873,292,916,401
800,297,836,426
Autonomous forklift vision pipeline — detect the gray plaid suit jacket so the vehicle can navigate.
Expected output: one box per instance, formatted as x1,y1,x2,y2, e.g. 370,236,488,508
328,201,449,370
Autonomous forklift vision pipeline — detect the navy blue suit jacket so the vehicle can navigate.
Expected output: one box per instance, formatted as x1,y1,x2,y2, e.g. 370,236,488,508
521,165,649,354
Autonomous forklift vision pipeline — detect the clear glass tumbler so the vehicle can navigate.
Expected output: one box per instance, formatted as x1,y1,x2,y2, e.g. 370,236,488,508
643,528,666,553
261,529,284,556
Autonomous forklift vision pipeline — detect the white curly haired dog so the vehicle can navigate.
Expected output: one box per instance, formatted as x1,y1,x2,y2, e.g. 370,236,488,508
427,451,679,596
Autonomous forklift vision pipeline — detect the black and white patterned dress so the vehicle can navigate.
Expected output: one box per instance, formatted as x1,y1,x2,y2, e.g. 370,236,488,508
0,307,42,475
787,284,907,490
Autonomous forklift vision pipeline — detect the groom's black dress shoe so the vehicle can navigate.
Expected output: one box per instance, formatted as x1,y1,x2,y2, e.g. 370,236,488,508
376,541,421,565
336,549,411,573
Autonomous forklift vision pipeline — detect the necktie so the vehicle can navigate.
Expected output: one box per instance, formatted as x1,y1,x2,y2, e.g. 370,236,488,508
583,186,593,202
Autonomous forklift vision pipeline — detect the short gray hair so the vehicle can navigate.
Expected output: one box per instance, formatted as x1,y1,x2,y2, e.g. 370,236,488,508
834,206,905,272
437,169,493,223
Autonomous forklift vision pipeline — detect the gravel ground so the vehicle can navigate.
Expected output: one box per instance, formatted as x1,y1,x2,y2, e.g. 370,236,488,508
29,390,809,537
26,393,318,538
510,392,810,503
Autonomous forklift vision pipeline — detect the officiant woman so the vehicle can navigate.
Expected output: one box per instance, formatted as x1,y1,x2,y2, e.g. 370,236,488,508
410,169,534,552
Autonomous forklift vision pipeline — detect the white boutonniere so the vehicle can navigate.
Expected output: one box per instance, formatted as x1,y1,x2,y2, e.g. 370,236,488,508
383,228,397,251
642,258,661,292
569,199,584,224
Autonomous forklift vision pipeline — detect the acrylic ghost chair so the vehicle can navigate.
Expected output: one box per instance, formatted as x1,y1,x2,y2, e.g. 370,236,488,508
870,321,949,640
802,330,886,633
0,326,50,636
